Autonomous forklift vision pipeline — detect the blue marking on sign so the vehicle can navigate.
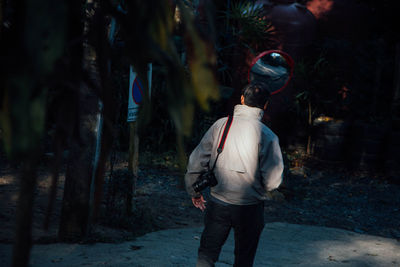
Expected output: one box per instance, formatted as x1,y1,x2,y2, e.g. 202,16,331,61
132,77,143,104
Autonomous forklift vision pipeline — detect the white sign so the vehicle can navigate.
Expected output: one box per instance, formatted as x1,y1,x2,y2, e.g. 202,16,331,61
127,66,141,122
127,64,152,122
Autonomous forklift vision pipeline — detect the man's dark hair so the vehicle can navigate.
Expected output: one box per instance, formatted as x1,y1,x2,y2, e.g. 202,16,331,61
242,82,271,109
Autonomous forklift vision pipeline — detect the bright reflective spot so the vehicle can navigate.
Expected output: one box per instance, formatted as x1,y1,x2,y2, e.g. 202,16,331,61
271,52,280,58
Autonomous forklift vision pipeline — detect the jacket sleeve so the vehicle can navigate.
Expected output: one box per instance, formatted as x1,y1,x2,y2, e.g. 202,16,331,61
259,136,284,192
184,123,217,198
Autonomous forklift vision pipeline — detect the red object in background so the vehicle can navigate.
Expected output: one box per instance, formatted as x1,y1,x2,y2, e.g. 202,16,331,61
338,85,349,100
248,50,295,95
306,0,372,41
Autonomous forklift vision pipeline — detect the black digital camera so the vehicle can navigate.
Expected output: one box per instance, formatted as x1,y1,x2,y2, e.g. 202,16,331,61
192,170,218,193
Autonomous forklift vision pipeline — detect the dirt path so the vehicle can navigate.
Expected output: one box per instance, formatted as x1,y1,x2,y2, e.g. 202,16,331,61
1,222,400,266
1,161,400,244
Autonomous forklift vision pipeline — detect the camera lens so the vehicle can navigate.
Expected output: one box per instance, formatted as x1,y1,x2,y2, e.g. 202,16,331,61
192,172,218,193
193,178,209,193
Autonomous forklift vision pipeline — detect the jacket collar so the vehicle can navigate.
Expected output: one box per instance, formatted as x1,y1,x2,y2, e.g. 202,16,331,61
233,104,264,121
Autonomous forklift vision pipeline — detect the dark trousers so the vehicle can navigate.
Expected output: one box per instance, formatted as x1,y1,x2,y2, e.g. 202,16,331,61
196,200,264,267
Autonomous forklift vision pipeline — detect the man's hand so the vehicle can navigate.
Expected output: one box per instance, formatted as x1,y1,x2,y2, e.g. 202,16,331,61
192,195,206,212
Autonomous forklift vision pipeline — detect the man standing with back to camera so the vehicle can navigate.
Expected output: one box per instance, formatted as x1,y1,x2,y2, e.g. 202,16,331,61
185,82,284,267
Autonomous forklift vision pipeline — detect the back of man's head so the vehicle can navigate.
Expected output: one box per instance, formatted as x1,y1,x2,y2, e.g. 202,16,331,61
242,82,271,109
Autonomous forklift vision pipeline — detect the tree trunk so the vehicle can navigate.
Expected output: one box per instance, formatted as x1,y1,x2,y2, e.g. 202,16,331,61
58,0,118,239
11,158,38,267
127,121,139,214
306,100,312,154
58,83,99,241
392,43,400,116
58,0,99,241
91,8,120,223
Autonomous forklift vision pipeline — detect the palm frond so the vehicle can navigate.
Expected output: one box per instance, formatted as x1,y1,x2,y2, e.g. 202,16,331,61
227,1,274,44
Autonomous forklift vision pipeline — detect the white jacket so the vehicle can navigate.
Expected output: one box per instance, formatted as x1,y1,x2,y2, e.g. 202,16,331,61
185,104,284,205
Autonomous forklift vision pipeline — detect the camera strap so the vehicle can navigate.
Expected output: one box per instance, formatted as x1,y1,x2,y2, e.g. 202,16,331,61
210,115,233,171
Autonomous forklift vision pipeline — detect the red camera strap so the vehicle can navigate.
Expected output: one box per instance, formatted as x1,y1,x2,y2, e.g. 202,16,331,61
211,115,233,170
217,115,233,153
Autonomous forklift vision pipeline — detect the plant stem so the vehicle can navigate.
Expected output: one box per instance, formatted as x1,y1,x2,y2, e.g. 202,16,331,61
307,100,312,154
